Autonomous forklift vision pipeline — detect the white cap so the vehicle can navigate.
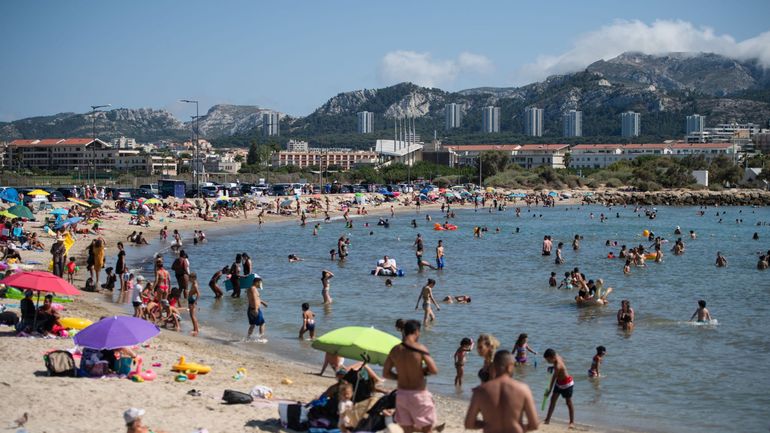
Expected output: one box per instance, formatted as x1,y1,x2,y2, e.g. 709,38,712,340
123,408,145,425
136,275,146,281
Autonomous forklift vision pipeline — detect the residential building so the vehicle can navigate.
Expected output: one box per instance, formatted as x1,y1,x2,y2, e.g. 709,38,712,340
481,106,500,133
445,103,462,130
262,111,280,137
204,153,242,173
569,144,625,169
286,140,309,152
524,107,544,137
686,114,706,135
563,110,582,137
422,140,459,167
444,144,568,169
116,150,178,176
621,111,640,137
6,138,116,172
272,148,378,170
670,142,739,160
112,136,137,149
568,142,735,169
357,111,374,134
512,144,568,169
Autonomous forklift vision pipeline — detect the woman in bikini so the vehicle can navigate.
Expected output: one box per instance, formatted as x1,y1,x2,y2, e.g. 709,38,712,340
414,278,440,327
153,262,171,301
617,300,635,331
188,272,200,336
512,333,538,366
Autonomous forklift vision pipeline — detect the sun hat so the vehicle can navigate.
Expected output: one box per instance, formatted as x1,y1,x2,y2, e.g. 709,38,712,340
123,408,145,425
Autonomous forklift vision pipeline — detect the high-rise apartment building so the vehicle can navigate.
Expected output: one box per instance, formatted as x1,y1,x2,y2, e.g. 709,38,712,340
445,103,462,130
357,111,374,134
481,106,500,133
524,107,544,137
686,114,706,135
563,110,582,137
262,111,280,137
621,111,640,138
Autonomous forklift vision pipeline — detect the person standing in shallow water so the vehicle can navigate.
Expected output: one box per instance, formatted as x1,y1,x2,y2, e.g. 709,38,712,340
321,270,334,304
230,254,242,298
415,279,440,327
543,348,575,429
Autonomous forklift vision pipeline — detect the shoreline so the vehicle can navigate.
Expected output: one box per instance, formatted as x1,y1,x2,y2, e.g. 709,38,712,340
2,191,753,432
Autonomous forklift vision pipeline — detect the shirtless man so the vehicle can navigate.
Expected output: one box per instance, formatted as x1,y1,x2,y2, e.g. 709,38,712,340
435,240,445,270
374,255,398,276
208,266,228,298
415,279,440,326
246,279,267,340
542,236,552,256
543,348,575,429
715,252,727,267
383,320,438,433
464,350,539,433
690,300,712,322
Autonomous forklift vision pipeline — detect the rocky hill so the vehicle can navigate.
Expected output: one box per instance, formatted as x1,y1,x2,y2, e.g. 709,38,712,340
2,52,769,144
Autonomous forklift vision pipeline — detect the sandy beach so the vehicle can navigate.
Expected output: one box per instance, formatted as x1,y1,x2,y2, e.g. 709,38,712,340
1,192,633,433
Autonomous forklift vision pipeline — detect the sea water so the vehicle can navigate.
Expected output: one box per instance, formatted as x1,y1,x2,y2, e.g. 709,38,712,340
119,204,770,433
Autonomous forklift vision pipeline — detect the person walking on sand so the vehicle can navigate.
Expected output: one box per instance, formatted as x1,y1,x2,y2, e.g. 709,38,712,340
543,348,575,429
383,320,439,433
299,302,316,340
435,240,445,270
50,235,66,278
209,266,229,298
464,350,539,433
247,278,267,341
321,270,334,304
415,279,440,327
91,237,106,289
188,272,200,336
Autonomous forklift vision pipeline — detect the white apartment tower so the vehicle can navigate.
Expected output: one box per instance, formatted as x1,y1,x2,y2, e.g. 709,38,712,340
262,111,280,137
686,114,706,135
445,103,462,130
357,111,374,134
524,107,544,137
482,106,500,133
621,111,640,138
563,110,582,137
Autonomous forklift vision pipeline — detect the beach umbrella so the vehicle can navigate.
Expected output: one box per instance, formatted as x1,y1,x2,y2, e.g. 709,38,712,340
0,210,17,218
55,216,83,229
0,188,19,203
280,199,294,208
548,191,558,197
49,208,69,216
0,271,81,332
444,192,454,198
27,189,50,196
144,198,162,205
311,326,401,366
8,204,34,220
67,197,93,208
88,198,103,207
0,271,80,296
256,196,270,204
74,316,160,350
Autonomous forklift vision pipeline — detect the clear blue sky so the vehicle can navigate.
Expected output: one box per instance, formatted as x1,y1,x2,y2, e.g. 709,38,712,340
1,0,768,122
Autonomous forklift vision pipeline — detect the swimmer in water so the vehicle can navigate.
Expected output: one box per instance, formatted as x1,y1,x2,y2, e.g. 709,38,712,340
617,300,634,331
690,300,712,323
587,346,606,378
715,252,727,267
442,295,471,304
549,272,557,287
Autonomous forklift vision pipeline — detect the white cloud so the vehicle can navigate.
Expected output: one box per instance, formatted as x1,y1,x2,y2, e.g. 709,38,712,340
515,19,770,84
379,50,494,88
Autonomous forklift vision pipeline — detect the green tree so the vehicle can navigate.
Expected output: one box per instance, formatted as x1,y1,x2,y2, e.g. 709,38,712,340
480,151,510,179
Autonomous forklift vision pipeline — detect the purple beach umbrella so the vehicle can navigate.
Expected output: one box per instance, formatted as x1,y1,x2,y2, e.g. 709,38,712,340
74,316,160,350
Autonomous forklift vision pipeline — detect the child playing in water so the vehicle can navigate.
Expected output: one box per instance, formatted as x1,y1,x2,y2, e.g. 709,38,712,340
453,337,473,387
512,333,538,365
549,272,557,287
558,271,572,290
544,348,575,429
623,259,631,275
299,302,316,340
588,346,606,378
690,300,712,322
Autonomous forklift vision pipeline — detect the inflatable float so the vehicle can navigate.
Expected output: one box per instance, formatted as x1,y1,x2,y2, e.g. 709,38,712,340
434,223,458,231
225,273,261,292
60,317,93,330
171,356,211,374
644,253,657,260
370,268,405,277
128,356,156,381
2,286,74,303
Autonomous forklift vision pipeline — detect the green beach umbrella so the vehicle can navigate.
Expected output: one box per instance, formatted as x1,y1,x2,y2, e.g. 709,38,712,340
311,326,401,366
8,204,34,220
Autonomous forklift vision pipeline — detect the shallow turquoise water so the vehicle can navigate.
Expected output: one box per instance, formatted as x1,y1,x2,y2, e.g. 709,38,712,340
122,204,770,433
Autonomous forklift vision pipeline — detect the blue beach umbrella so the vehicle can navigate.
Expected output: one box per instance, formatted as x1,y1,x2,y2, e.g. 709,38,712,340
0,188,19,204
548,191,558,197
50,208,69,216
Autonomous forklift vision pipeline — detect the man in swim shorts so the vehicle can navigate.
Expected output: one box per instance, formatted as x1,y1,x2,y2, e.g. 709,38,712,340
383,320,438,433
247,280,267,340
543,348,575,429
465,350,538,433
435,240,445,270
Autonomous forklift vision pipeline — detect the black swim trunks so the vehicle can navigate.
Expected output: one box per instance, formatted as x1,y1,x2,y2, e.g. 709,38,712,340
553,384,574,399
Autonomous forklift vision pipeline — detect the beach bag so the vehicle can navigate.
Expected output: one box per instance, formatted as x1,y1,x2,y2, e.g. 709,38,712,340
279,403,309,431
222,389,253,405
44,350,76,377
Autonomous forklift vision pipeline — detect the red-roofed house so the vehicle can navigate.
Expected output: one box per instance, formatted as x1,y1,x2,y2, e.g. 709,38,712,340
511,144,569,169
569,144,625,169
6,138,115,172
670,142,739,159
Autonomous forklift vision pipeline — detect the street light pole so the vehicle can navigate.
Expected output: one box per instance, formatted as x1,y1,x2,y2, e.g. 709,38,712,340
180,99,199,196
90,104,111,184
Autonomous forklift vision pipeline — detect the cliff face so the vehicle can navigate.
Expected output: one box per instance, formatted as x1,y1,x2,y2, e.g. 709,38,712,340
190,104,271,138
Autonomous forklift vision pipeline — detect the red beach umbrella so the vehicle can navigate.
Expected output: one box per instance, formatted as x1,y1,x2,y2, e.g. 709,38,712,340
0,271,81,296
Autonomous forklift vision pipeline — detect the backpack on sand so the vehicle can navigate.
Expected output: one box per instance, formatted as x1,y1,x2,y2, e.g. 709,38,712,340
44,350,77,377
222,389,253,404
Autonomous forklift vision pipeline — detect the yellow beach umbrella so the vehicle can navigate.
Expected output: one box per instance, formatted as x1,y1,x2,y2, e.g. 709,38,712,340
27,189,50,196
144,198,162,205
0,210,17,218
